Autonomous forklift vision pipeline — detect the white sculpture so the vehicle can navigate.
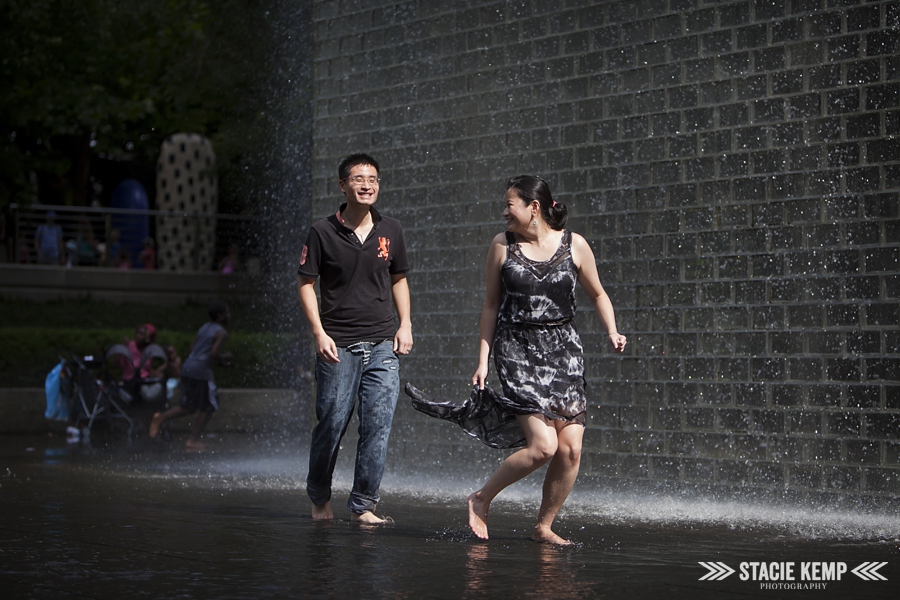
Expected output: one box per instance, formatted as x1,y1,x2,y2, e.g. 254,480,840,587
155,133,218,271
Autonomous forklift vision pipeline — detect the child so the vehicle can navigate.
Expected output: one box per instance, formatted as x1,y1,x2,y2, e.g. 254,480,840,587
115,246,132,269
139,237,156,269
164,344,183,403
104,229,122,266
149,301,231,450
218,244,240,274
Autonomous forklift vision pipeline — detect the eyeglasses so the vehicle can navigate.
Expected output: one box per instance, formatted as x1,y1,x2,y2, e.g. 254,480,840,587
342,175,380,186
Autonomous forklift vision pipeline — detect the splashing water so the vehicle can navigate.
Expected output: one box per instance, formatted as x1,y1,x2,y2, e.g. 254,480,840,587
112,449,900,543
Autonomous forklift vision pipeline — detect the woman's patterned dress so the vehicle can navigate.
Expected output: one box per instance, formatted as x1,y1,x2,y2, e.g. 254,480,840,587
405,229,587,448
492,229,586,426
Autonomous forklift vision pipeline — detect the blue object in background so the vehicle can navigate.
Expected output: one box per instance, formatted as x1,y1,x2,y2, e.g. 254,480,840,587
44,361,69,421
110,179,149,266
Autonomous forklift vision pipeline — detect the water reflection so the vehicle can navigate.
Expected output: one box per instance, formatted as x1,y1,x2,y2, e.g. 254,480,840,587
464,542,600,599
4,436,898,599
302,521,336,596
33,433,900,542
355,527,398,596
532,544,597,599
42,447,69,465
298,518,406,597
463,544,490,596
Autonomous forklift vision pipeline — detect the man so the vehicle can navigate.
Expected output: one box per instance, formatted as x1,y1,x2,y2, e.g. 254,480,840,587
35,210,64,265
297,153,413,524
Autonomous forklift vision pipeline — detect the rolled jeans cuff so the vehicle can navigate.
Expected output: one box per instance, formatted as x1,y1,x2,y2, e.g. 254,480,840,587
348,492,379,514
306,478,332,507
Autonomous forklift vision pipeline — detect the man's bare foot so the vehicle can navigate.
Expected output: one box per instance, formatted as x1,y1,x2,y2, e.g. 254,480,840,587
184,439,208,452
532,527,573,546
467,491,489,540
149,412,164,439
311,502,334,521
350,510,387,524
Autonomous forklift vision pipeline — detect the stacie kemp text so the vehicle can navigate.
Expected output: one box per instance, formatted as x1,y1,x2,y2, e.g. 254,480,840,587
739,562,847,581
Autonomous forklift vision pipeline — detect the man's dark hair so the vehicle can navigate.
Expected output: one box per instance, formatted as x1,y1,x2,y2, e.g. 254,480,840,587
209,300,229,321
338,153,380,181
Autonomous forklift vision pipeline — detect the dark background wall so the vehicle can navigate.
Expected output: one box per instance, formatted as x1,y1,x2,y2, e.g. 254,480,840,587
309,0,900,506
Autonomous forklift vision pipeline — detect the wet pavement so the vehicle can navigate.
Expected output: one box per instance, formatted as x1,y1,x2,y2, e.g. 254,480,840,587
1,432,899,599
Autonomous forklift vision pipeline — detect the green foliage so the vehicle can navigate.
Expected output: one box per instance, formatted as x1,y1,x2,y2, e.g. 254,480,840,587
0,0,278,210
0,327,303,388
0,296,310,388
0,295,282,333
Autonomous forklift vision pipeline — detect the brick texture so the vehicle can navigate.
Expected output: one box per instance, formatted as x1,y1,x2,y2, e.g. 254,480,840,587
310,0,900,504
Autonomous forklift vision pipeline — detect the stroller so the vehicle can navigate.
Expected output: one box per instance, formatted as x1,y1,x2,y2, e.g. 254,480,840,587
63,353,135,439
63,343,170,440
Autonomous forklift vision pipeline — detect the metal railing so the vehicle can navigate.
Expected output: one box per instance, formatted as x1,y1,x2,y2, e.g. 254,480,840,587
8,203,261,273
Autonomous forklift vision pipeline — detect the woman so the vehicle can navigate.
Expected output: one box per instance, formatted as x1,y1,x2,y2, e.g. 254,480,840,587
468,175,627,545
122,323,158,381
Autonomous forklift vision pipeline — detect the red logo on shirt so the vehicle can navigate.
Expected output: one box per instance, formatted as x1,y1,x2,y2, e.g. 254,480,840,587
377,237,390,260
299,245,308,266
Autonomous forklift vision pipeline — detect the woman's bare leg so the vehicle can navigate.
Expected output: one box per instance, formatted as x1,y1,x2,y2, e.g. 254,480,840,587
532,422,584,545
468,414,558,539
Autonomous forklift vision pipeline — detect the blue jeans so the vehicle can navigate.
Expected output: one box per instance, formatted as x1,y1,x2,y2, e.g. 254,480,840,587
306,340,400,513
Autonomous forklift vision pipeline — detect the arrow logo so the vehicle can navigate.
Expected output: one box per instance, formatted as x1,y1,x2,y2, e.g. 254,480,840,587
698,562,736,581
852,562,888,581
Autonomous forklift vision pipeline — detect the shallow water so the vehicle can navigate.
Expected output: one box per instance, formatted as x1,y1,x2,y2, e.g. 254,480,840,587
2,434,898,599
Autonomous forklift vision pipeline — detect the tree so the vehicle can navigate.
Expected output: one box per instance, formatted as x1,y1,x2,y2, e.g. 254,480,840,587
0,0,278,212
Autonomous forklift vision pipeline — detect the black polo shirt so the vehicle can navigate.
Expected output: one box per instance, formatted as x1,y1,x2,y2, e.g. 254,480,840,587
297,204,410,346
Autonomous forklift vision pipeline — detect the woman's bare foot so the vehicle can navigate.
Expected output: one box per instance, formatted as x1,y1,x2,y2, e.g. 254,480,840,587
467,492,489,540
311,502,334,521
148,412,164,439
184,438,208,452
350,510,387,524
532,526,573,546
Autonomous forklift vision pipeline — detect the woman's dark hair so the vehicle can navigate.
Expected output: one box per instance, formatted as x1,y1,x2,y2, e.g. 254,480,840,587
209,300,229,321
339,153,380,181
505,175,568,231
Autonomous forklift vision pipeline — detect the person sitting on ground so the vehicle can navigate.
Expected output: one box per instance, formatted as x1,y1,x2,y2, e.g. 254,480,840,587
121,323,162,382
149,301,231,451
